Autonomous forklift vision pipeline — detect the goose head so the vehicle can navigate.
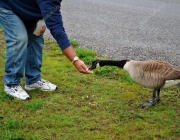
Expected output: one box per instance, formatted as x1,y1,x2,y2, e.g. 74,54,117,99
88,59,130,70
88,60,101,71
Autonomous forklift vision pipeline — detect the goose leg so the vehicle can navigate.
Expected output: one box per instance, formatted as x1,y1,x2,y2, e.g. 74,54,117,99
156,89,161,103
148,89,160,103
148,89,160,104
142,89,160,108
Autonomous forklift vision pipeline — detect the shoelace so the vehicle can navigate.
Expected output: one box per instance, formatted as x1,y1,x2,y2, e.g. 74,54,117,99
11,86,23,93
41,79,50,83
37,81,44,86
37,79,50,85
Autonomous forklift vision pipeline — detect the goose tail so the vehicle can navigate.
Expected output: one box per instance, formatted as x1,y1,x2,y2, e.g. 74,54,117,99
163,80,180,88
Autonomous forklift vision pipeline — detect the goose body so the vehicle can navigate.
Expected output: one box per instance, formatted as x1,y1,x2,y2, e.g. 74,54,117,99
89,59,180,107
123,60,180,89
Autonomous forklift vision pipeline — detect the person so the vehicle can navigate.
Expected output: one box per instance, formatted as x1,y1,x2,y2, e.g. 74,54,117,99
0,0,93,100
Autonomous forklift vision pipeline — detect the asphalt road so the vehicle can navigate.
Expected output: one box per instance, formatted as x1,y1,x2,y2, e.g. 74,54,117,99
45,0,180,66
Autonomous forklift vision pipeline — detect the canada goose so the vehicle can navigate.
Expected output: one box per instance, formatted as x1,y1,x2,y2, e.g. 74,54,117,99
89,60,180,108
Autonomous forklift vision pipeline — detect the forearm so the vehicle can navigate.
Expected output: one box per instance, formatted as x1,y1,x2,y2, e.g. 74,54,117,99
63,46,77,61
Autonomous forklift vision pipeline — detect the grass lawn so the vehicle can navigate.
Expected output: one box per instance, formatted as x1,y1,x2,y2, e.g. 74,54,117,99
0,28,180,140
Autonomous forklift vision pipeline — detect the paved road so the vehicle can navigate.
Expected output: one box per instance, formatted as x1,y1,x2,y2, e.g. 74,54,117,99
45,0,180,66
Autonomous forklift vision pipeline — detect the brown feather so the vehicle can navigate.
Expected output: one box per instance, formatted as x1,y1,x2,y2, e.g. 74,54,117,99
124,60,180,89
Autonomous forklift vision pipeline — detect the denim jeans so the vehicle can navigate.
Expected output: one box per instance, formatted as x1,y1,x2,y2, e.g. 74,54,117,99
0,5,44,87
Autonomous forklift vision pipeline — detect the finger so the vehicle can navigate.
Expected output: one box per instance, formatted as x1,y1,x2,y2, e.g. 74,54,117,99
81,63,88,70
81,66,93,74
81,70,93,74
39,25,46,35
85,68,93,74
41,25,46,31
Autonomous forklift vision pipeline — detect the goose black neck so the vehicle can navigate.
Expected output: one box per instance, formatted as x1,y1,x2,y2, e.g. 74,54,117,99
99,60,128,68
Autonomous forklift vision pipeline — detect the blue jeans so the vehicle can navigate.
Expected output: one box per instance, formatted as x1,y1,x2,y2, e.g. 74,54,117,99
0,5,44,87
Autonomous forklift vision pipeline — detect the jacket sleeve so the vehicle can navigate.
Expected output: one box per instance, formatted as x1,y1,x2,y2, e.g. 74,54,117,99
37,0,71,50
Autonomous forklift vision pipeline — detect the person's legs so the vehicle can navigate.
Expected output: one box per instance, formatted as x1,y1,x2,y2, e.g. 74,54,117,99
25,26,43,85
25,25,57,91
0,5,29,100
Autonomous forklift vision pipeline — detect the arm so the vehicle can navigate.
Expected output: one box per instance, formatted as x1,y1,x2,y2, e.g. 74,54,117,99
38,0,92,74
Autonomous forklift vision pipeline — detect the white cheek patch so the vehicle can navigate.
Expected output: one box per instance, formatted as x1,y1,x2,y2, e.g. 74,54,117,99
97,63,100,68
123,62,131,72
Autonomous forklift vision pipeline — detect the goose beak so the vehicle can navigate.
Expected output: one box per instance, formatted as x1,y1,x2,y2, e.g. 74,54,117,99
88,60,99,71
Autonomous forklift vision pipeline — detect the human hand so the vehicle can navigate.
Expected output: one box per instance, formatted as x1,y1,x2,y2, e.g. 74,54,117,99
73,60,93,74
39,25,46,36
33,19,46,36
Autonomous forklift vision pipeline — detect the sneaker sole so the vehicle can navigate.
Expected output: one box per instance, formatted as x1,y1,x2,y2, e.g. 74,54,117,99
24,86,57,91
5,92,30,100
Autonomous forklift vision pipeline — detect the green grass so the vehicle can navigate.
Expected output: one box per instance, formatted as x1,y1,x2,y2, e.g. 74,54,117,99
0,28,180,140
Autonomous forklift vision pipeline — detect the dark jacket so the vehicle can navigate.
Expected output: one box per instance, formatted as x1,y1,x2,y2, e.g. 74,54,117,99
0,0,71,50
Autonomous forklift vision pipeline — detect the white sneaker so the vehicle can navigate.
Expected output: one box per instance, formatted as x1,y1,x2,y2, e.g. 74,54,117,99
25,79,57,91
4,85,30,100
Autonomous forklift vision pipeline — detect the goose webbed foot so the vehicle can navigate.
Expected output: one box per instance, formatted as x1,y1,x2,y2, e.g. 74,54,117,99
142,89,161,108
142,98,160,108
148,98,160,103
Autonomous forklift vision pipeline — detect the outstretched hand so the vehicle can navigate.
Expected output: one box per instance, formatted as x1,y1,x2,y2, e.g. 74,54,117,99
73,60,93,74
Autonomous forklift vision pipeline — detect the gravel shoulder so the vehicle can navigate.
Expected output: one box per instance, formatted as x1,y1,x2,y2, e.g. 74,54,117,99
44,0,180,66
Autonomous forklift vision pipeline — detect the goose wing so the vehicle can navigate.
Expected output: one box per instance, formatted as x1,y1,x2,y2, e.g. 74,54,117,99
142,60,180,80
163,69,180,80
153,60,179,68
